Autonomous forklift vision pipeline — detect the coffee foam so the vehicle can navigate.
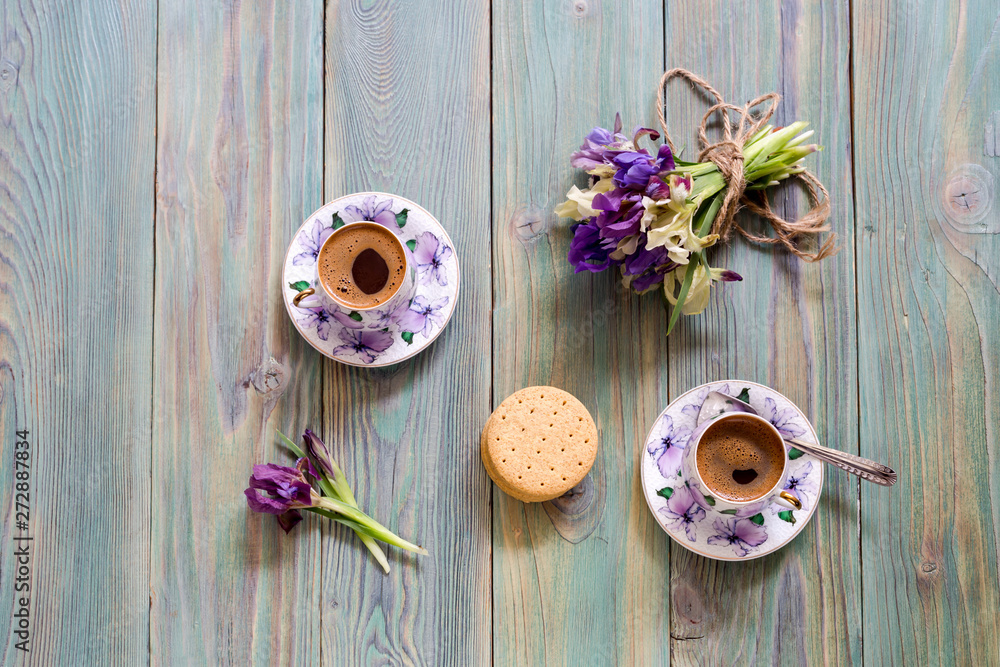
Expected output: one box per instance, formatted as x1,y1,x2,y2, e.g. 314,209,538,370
318,224,405,309
696,416,785,502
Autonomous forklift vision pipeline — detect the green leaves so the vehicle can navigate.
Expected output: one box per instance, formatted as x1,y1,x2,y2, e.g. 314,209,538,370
395,208,409,228
656,487,674,500
331,212,345,230
704,495,716,506
348,311,363,322
736,387,751,403
778,510,796,524
401,331,415,345
788,448,805,460
289,280,310,292
405,239,416,252
750,512,765,526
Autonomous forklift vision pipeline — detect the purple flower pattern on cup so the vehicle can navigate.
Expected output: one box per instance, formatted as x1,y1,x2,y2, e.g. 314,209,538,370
644,382,823,559
763,397,807,439
706,516,769,557
658,485,705,542
646,414,690,478
343,195,397,228
293,219,334,266
413,230,453,286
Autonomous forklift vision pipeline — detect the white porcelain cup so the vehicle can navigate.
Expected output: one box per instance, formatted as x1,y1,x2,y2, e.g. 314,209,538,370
681,412,802,515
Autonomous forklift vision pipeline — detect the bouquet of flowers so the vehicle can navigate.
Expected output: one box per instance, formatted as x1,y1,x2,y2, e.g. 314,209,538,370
556,69,836,334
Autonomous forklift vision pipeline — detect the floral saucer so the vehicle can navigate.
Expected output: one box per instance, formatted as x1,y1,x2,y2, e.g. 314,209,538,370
640,380,824,561
282,192,460,367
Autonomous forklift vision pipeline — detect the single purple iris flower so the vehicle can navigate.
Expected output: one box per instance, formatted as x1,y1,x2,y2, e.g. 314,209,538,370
779,462,817,511
718,270,743,283
658,484,706,542
245,461,320,533
647,414,691,478
332,328,394,364
592,190,644,241
568,220,618,273
706,517,769,557
612,143,675,190
412,231,453,286
570,113,627,170
297,307,334,341
396,295,449,336
293,219,333,266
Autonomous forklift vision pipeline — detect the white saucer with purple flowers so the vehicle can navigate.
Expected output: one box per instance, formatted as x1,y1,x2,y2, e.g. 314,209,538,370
640,380,824,561
283,192,460,367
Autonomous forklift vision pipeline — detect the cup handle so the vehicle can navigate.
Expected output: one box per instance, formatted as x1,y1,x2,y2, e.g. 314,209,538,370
778,490,803,510
293,288,320,308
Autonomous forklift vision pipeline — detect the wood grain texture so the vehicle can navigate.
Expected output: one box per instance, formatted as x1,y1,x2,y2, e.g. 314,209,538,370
321,1,492,664
662,1,861,664
150,1,324,663
0,0,155,662
854,0,1000,663
491,1,672,664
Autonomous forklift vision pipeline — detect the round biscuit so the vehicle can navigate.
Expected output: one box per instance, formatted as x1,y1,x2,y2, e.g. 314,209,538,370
481,386,598,502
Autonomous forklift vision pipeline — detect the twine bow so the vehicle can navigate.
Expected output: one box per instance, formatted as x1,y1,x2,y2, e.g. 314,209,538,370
656,68,837,262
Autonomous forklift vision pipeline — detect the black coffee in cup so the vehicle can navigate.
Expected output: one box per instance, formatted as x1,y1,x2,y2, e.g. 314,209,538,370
317,223,406,309
696,415,785,502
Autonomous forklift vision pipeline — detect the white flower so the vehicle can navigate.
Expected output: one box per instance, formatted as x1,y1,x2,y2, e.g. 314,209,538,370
554,178,615,220
664,265,738,316
643,175,718,264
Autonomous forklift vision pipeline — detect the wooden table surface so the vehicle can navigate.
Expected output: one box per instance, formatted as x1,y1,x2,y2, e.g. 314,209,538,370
2,0,999,664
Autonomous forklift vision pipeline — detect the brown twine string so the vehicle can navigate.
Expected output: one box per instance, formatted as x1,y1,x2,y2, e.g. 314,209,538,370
656,68,837,262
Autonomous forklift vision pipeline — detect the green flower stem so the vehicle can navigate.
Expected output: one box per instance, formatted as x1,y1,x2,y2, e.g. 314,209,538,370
306,508,391,573
276,429,391,573
666,261,699,336
314,496,429,556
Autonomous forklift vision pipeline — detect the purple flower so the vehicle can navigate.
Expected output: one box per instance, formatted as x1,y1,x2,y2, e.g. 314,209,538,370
762,398,807,439
647,414,691,478
621,235,677,293
570,114,628,170
297,307,335,341
367,302,410,329
331,328,394,364
612,144,675,190
396,295,449,336
780,462,817,510
343,195,397,228
293,219,333,266
658,484,706,542
302,429,336,480
592,190,644,241
706,516,768,557
681,383,733,420
413,231,453,286
245,461,320,533
332,310,364,329
568,220,618,273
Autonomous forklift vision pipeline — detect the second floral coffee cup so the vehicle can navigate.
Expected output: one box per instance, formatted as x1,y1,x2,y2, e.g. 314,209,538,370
682,412,802,514
293,221,416,318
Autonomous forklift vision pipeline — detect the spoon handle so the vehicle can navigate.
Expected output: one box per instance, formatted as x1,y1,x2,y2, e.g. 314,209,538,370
787,438,898,486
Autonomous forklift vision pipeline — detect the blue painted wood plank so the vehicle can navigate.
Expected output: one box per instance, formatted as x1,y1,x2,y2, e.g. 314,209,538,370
320,0,492,664
150,2,325,663
0,0,156,662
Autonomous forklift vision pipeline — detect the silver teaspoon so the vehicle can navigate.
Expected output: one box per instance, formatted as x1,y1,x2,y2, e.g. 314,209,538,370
697,391,898,487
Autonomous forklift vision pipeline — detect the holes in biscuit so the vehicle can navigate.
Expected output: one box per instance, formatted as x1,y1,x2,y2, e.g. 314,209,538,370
562,476,567,481
537,449,541,454
578,417,583,422
578,462,583,466
541,437,546,442
540,482,545,487
529,408,534,414
502,459,506,463
540,394,544,398
562,401,567,406
584,439,590,443
527,465,531,469
518,476,522,479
